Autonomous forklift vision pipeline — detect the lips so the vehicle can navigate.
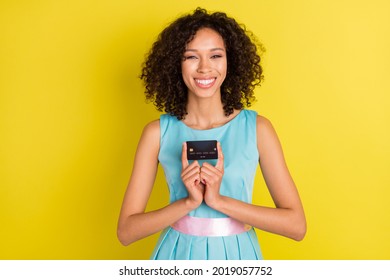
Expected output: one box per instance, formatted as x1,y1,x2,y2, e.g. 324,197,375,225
195,78,216,88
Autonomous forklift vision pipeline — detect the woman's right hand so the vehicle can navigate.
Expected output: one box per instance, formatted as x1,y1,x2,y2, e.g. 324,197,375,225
181,142,204,209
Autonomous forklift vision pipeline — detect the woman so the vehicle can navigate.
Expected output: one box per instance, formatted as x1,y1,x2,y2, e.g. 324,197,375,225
117,8,306,260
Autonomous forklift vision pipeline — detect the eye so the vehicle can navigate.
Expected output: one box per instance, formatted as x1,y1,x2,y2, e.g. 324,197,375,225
211,54,223,59
184,55,198,60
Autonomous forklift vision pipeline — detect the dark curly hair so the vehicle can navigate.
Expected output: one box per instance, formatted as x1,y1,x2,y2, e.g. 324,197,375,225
140,8,264,120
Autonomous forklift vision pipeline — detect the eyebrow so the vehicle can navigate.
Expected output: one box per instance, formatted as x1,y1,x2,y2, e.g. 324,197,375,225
184,48,225,52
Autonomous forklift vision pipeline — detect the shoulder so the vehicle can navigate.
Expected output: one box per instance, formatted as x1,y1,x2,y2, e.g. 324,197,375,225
140,119,160,144
143,119,160,133
256,115,280,146
135,119,161,160
256,114,273,130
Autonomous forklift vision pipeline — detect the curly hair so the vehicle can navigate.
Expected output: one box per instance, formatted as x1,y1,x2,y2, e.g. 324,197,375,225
140,8,264,120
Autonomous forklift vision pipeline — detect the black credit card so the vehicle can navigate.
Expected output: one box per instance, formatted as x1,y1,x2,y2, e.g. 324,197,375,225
186,140,218,160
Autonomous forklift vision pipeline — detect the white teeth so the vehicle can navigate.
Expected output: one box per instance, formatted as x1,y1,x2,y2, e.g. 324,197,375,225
195,78,215,85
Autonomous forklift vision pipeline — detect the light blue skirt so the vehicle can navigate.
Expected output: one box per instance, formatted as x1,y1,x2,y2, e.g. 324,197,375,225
151,227,262,260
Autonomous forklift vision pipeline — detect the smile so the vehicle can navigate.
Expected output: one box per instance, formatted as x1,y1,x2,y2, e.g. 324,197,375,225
195,78,216,87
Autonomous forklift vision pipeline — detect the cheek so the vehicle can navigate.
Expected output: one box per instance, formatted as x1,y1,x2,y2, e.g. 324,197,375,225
181,69,192,88
217,58,227,73
181,63,197,82
181,62,192,76
218,62,228,78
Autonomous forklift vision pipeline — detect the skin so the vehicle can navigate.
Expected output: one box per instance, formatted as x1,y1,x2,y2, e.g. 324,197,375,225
117,28,306,246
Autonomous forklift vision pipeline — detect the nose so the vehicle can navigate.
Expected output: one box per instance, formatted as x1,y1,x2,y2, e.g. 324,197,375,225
197,58,211,73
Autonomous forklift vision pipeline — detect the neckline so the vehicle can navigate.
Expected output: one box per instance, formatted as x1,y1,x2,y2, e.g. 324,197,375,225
178,110,244,132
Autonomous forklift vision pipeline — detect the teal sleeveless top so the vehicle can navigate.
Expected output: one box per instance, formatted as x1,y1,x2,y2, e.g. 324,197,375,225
151,109,262,259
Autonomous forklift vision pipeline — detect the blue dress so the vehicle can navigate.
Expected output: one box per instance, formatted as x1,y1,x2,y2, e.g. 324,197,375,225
151,109,263,260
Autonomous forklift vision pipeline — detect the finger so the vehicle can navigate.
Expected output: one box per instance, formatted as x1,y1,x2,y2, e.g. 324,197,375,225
199,169,219,186
200,164,222,181
181,142,189,169
182,162,199,176
181,162,200,181
215,142,224,171
201,163,218,174
181,163,200,180
184,172,202,188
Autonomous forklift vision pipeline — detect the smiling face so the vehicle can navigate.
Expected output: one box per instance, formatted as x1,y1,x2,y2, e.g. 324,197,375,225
181,28,227,100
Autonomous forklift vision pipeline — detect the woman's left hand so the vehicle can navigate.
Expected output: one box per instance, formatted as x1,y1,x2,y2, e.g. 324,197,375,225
201,142,224,209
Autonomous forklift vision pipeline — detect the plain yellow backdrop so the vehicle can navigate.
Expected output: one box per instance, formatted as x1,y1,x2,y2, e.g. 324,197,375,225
1,0,389,259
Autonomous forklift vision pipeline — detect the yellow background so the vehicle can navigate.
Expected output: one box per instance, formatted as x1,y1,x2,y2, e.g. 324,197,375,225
1,0,389,259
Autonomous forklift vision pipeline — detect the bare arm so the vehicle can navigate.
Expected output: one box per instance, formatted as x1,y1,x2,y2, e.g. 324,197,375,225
203,116,306,241
117,120,202,246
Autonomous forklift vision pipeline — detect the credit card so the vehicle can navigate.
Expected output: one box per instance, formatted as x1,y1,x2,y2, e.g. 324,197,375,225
186,140,218,160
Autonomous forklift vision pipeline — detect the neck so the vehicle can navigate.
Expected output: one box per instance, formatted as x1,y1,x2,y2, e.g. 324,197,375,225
184,96,232,130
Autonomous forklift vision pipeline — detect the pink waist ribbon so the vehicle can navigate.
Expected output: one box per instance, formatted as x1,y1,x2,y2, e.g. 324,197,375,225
171,215,252,237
